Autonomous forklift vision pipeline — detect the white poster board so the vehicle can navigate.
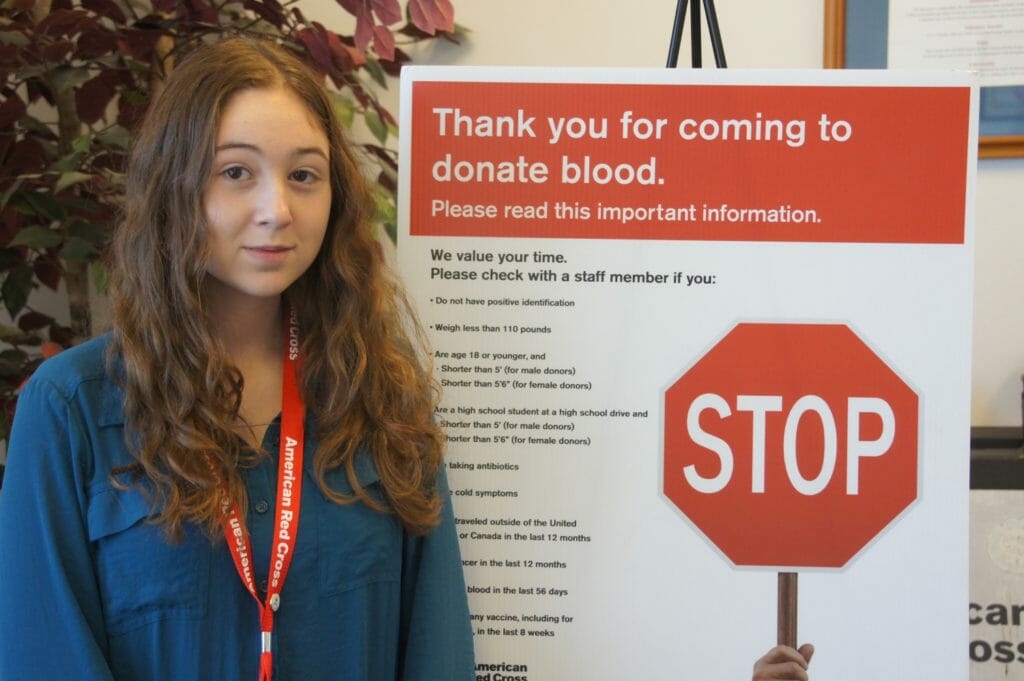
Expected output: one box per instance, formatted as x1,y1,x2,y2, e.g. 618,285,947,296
397,67,976,680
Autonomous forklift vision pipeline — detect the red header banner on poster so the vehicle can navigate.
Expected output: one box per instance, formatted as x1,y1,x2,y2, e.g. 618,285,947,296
410,81,969,244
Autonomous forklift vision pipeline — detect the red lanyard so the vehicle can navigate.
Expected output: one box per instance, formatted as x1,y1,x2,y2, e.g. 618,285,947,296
218,305,305,681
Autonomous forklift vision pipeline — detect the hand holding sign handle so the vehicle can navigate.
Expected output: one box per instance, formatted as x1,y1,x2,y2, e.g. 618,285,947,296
751,641,814,681
747,573,814,680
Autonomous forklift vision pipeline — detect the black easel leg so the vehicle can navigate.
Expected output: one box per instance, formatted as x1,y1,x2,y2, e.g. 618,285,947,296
666,0,690,68
703,0,727,67
690,0,702,67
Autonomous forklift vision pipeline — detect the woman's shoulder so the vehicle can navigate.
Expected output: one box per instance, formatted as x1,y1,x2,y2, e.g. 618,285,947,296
28,333,113,394
22,334,123,422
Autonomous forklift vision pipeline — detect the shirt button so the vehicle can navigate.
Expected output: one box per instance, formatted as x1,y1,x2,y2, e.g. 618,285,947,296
259,579,268,593
254,500,270,514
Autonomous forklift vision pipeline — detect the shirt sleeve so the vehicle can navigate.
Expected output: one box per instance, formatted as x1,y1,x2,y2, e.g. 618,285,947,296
398,467,476,680
0,376,116,680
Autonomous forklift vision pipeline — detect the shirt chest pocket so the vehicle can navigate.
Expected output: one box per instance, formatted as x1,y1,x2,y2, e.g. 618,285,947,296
87,487,211,636
316,467,402,597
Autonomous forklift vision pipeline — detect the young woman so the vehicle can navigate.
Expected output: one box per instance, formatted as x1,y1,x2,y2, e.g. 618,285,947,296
0,38,474,680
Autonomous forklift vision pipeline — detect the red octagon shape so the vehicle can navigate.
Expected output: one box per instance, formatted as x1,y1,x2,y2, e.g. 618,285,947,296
664,323,918,569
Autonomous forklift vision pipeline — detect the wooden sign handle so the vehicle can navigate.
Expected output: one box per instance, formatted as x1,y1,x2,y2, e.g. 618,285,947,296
777,572,798,648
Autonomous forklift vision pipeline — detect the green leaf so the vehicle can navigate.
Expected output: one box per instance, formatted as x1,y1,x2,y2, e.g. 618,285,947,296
20,192,65,222
373,185,397,225
0,31,30,47
332,95,355,129
364,58,387,88
59,236,99,261
95,125,131,149
120,88,147,106
371,184,397,244
2,265,34,318
18,116,56,139
364,108,388,144
0,348,28,377
51,151,87,173
0,178,23,213
69,220,110,245
0,324,23,339
90,260,109,294
55,171,93,193
71,133,92,155
9,226,63,250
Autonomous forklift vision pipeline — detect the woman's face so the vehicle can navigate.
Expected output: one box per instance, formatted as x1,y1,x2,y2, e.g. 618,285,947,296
201,86,331,304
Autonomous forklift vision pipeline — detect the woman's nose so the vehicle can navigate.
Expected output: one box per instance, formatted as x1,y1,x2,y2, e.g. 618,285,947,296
255,178,292,228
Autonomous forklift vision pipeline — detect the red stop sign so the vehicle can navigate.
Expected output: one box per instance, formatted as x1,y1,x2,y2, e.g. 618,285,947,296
663,323,918,569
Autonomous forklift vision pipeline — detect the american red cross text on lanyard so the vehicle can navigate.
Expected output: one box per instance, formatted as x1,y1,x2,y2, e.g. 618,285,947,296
217,305,305,681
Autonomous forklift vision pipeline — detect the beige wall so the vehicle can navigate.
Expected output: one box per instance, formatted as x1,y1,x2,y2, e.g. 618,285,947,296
306,0,1023,427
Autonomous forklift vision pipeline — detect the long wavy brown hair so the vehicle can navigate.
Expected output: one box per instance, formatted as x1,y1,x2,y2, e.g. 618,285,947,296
109,37,443,540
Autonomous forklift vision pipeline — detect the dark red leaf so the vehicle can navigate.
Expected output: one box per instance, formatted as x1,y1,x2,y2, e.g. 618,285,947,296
116,93,147,130
26,79,54,107
352,11,374,51
379,47,409,77
36,9,90,38
325,32,353,72
117,27,159,62
41,39,74,62
372,24,395,61
0,246,23,272
241,0,286,26
376,169,395,193
75,70,120,124
409,0,454,35
186,0,220,25
350,85,370,108
17,311,54,332
296,27,333,75
0,214,26,251
6,139,45,176
76,26,119,59
0,135,12,168
408,0,454,35
0,43,20,65
33,256,63,291
326,30,364,72
0,94,26,129
81,0,127,23
48,322,73,347
371,0,402,25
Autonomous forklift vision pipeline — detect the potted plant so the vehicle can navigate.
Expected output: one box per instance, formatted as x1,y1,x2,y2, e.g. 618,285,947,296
0,0,459,447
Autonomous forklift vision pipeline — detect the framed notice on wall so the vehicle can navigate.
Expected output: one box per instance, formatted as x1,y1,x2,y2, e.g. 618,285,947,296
397,66,976,680
824,0,1024,158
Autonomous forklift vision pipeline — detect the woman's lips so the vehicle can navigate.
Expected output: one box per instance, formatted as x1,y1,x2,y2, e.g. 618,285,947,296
243,245,293,264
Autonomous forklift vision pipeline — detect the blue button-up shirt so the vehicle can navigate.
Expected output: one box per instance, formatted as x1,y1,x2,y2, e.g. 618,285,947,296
0,335,475,680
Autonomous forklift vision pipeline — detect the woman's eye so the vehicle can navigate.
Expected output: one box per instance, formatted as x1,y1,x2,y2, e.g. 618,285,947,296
222,166,249,180
291,169,317,183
